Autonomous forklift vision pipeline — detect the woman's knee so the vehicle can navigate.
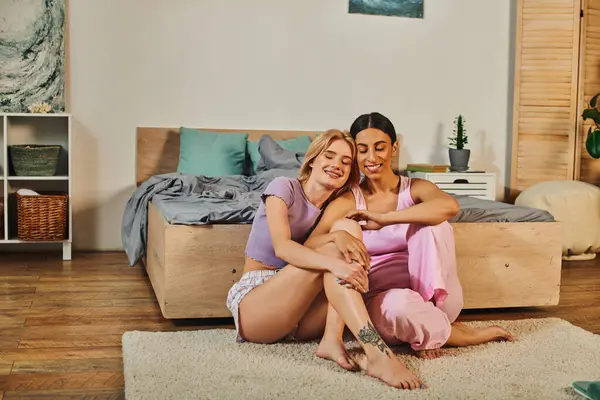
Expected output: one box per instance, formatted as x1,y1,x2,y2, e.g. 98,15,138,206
313,218,363,257
330,218,362,239
378,290,420,322
375,290,451,341
438,290,464,323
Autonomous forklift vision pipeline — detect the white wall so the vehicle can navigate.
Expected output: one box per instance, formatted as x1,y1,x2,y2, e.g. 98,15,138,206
68,0,514,250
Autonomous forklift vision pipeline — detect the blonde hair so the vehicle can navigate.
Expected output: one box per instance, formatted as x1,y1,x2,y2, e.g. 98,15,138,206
298,129,360,195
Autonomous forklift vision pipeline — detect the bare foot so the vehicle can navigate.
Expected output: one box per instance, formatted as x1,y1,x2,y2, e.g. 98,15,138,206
416,348,444,359
448,322,515,347
367,352,426,390
315,338,359,372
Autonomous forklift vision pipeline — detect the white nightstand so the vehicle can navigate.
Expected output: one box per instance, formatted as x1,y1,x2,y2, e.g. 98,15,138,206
406,171,496,200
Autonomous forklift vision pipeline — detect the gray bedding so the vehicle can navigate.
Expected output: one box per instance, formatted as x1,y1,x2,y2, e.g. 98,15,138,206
450,195,555,223
121,171,555,267
121,169,298,267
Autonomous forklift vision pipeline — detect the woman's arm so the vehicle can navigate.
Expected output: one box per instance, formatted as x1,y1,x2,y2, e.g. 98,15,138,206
265,196,369,292
346,179,459,227
266,196,334,271
385,179,459,225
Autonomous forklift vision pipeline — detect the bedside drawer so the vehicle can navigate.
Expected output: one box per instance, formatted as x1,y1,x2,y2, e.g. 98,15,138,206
407,172,496,200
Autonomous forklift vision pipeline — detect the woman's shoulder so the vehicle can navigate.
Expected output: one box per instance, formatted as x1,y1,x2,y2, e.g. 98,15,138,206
265,176,301,193
267,175,296,186
262,176,299,207
327,188,357,210
399,174,411,192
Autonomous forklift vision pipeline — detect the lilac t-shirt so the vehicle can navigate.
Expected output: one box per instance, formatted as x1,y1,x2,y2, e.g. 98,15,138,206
245,177,322,269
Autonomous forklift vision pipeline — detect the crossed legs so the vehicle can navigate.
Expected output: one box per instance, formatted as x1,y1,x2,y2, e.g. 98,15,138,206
238,219,426,390
367,223,514,359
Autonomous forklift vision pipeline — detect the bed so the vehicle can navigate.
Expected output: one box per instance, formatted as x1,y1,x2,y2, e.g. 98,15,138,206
124,127,563,319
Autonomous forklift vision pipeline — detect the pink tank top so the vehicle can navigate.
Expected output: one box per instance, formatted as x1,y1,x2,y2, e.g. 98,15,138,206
350,176,415,256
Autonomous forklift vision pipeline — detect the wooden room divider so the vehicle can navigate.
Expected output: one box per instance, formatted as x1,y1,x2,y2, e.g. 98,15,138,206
509,0,600,200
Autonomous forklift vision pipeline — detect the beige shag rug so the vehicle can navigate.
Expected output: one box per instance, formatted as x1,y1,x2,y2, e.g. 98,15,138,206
122,318,600,399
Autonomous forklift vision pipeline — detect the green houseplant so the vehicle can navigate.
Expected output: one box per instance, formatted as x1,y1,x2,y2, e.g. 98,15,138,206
448,114,470,171
583,93,600,159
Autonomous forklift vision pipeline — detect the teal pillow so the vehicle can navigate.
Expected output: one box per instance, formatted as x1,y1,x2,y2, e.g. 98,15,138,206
177,127,249,177
247,135,312,174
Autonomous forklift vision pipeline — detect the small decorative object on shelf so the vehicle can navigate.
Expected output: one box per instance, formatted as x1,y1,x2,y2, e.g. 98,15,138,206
16,189,68,241
27,102,53,114
8,144,62,176
448,114,470,172
582,92,600,159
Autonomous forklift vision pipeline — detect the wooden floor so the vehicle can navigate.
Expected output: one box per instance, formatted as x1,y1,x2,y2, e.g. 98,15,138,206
0,252,599,399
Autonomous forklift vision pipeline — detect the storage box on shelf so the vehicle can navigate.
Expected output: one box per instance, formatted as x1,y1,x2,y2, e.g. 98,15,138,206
0,113,72,260
406,170,496,201
16,191,68,241
9,144,62,176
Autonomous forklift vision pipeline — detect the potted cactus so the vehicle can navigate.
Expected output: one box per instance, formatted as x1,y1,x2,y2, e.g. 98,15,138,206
583,93,600,159
448,114,470,171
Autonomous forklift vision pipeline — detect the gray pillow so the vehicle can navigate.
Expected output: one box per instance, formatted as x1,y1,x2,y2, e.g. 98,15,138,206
257,135,305,171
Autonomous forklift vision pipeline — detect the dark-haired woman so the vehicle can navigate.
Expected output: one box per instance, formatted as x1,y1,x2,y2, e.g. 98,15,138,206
306,112,514,362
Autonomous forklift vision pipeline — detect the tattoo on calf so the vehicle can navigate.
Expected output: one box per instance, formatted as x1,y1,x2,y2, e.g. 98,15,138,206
358,321,390,357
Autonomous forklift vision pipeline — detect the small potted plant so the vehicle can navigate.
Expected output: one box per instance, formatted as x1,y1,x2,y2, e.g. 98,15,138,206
583,93,600,159
448,114,470,171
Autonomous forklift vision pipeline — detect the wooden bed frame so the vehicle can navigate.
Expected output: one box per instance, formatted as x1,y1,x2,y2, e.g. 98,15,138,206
136,127,563,319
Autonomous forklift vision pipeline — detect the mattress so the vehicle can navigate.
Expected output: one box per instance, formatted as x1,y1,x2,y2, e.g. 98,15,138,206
152,192,555,225
450,195,554,223
122,171,555,267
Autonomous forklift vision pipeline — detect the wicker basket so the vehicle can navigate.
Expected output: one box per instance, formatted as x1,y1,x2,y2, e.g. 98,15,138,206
9,145,61,176
16,192,68,241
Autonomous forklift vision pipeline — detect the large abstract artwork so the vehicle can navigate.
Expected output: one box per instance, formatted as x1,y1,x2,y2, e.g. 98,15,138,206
349,0,424,19
0,0,66,113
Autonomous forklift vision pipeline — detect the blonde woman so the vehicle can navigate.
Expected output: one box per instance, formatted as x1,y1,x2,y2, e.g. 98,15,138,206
226,129,425,390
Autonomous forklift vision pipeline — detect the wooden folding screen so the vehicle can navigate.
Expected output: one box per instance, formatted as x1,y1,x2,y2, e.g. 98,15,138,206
576,0,600,184
509,0,582,200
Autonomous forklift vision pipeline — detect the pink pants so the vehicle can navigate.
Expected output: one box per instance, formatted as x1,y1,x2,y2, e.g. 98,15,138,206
364,222,463,351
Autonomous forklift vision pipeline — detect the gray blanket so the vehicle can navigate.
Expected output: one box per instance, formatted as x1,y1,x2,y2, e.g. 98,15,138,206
121,169,299,267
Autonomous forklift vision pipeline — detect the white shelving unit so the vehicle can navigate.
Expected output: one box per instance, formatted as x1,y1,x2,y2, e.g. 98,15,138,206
0,113,72,260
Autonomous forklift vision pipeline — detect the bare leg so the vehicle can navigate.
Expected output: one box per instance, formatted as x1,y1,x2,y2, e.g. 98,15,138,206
446,322,515,346
291,286,358,371
312,219,364,371
315,303,359,371
293,290,328,340
323,271,425,390
238,265,326,343
417,349,444,359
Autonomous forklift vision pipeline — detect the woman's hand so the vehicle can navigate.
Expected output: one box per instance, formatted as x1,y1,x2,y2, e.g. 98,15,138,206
333,231,370,269
345,210,389,230
330,259,369,293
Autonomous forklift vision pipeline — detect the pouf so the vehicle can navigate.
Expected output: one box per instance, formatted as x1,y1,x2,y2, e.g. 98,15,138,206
515,180,600,260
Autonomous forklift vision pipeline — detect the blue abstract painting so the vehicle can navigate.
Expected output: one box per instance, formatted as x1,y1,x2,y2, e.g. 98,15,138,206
349,0,424,19
0,0,66,113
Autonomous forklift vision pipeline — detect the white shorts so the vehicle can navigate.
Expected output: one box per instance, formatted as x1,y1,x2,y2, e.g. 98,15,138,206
226,269,278,342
